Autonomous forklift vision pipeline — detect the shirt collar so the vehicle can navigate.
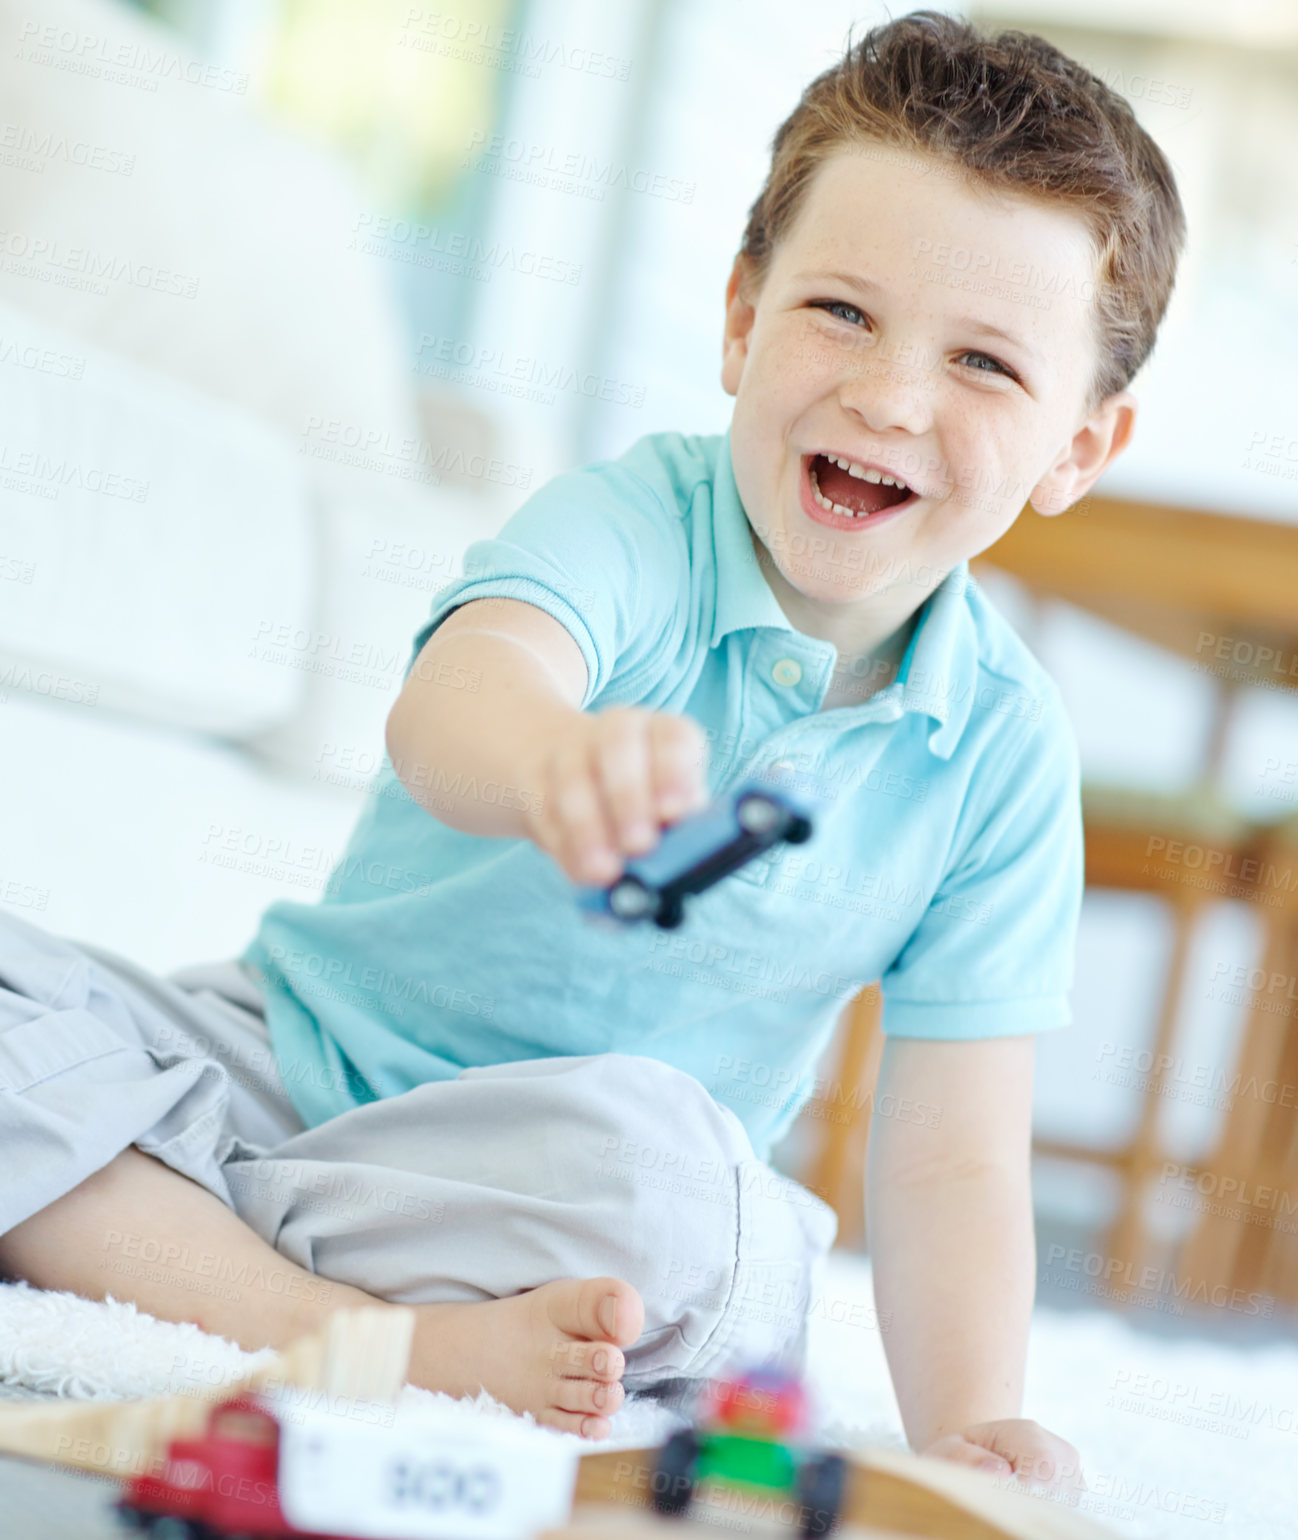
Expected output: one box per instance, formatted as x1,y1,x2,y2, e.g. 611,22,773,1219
897,558,979,759
711,424,978,760
710,425,796,643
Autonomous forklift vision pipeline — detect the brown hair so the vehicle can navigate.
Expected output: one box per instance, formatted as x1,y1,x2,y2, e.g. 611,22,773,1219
738,9,1187,413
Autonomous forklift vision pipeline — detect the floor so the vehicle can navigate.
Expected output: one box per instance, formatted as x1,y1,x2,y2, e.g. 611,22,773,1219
4,1240,1298,1540
0,1383,122,1540
1031,1215,1298,1346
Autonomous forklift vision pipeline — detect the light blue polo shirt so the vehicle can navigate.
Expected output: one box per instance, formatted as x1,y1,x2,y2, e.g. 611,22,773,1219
242,427,1083,1162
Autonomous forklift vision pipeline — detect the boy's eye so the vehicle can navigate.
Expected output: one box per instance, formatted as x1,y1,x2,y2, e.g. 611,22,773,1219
811,299,1020,384
958,350,1018,381
811,299,868,327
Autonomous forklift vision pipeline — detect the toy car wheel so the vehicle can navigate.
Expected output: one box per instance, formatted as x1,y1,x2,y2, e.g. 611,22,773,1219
608,875,657,920
736,791,784,836
796,1452,847,1538
135,1516,206,1540
652,1428,702,1517
784,814,813,844
656,893,685,929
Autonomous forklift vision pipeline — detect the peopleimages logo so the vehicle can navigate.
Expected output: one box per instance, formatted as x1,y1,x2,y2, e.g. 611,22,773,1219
264,943,494,1020
1095,1039,1297,1109
16,20,248,94
1042,1244,1272,1317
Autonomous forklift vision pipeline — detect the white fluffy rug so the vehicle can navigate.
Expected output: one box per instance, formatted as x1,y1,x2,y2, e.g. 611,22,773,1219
1,1251,1294,1539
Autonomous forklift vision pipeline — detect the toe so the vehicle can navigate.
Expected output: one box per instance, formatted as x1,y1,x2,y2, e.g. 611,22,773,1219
535,1406,613,1440
559,1277,645,1346
554,1376,625,1417
555,1339,625,1381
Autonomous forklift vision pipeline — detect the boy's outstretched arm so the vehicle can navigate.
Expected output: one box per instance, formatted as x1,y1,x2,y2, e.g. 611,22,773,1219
865,1033,1084,1493
386,596,590,841
386,596,708,881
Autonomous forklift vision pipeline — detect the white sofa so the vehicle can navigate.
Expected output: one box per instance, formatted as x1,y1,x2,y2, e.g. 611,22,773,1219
0,0,502,973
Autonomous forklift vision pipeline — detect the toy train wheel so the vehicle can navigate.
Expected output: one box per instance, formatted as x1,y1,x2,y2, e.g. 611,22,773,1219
784,814,813,844
736,792,783,836
652,1428,702,1517
609,875,657,919
796,1452,847,1538
125,1515,209,1540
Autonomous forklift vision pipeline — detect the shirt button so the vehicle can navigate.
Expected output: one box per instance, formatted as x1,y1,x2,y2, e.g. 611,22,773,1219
771,658,803,688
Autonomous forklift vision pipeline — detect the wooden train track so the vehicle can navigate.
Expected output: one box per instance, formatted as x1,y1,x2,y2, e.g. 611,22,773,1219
565,1443,1115,1540
0,1308,1117,1540
0,1305,415,1480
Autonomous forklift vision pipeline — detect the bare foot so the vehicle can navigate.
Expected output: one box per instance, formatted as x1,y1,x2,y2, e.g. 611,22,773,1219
407,1275,645,1439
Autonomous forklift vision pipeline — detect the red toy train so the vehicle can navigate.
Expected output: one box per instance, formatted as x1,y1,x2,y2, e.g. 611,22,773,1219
114,1388,579,1540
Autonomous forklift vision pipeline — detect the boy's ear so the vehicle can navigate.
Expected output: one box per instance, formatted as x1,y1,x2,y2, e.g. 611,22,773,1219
721,253,758,398
1030,390,1137,516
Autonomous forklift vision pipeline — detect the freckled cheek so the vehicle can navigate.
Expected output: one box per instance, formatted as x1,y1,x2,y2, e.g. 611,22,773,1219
764,351,819,402
777,323,848,386
942,438,1001,512
814,346,868,392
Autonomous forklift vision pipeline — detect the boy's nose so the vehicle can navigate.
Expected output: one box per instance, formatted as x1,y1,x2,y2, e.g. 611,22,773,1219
836,370,931,441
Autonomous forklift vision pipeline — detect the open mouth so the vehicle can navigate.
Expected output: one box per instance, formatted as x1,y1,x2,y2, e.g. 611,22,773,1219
806,453,916,518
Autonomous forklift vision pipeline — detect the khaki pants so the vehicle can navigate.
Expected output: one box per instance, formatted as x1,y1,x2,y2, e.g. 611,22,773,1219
0,908,837,1389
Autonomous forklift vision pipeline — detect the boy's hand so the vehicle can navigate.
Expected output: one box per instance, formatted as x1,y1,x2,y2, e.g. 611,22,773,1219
921,1419,1086,1499
521,706,710,885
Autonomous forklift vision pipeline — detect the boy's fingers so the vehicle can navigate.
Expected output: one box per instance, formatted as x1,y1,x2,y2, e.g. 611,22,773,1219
1016,1443,1087,1493
922,1435,1011,1476
551,739,620,883
648,715,708,818
591,710,657,853
526,711,710,882
519,751,557,855
969,1425,1085,1496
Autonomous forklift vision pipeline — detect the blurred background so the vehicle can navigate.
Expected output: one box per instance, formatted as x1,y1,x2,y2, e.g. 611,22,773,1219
2,0,1297,1347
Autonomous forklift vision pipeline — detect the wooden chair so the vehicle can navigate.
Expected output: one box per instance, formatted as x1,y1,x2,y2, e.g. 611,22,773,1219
1033,780,1257,1288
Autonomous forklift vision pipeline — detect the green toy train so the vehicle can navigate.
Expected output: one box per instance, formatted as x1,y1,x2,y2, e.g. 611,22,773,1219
650,1369,847,1538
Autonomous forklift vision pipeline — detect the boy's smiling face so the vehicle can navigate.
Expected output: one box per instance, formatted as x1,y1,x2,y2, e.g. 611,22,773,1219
721,142,1136,649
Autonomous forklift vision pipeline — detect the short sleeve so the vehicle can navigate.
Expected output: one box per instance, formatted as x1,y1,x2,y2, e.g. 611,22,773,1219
404,456,687,709
879,688,1084,1039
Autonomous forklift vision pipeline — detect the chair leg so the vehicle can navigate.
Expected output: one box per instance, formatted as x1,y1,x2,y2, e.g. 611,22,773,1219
1178,904,1297,1298
1256,1085,1298,1301
804,985,883,1250
1228,907,1298,1301
1103,888,1203,1293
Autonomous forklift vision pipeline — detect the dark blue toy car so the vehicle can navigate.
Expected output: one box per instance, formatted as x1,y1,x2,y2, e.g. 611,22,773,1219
575,773,825,930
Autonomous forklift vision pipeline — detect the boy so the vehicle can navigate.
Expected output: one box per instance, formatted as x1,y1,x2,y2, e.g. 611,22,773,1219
0,9,1184,1484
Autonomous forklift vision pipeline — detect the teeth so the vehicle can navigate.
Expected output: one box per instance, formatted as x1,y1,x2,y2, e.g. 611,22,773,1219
809,466,871,518
826,454,907,490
